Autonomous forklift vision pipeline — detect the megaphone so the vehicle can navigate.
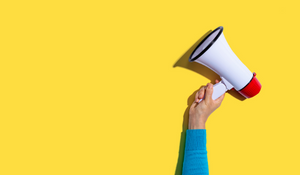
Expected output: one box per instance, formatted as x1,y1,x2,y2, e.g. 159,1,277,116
189,26,261,101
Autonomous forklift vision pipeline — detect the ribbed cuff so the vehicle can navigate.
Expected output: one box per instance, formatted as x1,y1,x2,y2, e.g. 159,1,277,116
185,129,207,151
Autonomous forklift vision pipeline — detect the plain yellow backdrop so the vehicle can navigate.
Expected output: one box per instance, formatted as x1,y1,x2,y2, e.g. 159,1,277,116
0,0,299,174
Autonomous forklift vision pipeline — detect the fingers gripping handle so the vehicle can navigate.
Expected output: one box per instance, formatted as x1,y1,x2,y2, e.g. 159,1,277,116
198,82,227,103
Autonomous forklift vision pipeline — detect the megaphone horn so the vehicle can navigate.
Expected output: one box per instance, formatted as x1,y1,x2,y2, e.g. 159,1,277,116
189,26,261,101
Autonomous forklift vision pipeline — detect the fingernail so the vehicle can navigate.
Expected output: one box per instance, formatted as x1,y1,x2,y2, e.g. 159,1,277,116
208,84,212,89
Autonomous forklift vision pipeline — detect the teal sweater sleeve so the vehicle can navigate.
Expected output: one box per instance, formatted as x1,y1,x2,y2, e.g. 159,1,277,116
182,129,208,175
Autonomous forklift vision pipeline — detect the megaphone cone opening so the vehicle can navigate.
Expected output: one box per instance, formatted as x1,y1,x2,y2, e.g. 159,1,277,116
189,26,223,62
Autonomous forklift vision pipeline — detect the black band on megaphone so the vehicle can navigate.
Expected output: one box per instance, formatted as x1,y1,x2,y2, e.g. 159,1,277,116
189,26,223,62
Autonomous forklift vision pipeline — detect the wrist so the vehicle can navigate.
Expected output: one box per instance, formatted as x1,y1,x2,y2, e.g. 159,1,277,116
198,122,206,129
189,121,206,129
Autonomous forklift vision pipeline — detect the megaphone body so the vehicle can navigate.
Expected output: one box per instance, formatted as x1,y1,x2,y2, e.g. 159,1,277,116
189,26,261,100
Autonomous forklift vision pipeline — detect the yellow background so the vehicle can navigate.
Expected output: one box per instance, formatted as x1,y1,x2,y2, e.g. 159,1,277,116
0,0,299,174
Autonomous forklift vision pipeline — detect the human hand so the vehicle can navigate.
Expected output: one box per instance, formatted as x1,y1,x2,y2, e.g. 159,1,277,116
188,80,225,129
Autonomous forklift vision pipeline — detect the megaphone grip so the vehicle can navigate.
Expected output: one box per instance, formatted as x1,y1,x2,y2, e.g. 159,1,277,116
198,82,227,103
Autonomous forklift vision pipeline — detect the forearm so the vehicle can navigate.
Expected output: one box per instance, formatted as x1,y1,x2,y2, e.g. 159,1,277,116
182,129,208,175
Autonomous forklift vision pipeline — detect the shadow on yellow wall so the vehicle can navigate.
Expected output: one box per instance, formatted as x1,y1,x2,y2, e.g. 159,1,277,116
173,30,246,175
174,89,198,175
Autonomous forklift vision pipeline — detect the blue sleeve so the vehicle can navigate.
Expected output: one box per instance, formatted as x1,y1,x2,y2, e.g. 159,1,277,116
182,129,208,175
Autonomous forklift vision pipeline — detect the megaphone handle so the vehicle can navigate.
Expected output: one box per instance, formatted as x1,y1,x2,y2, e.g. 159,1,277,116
198,82,227,103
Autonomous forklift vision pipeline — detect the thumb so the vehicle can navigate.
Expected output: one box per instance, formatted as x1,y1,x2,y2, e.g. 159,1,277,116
205,83,214,102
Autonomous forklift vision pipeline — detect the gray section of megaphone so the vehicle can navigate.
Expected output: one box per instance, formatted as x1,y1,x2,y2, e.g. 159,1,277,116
191,28,253,90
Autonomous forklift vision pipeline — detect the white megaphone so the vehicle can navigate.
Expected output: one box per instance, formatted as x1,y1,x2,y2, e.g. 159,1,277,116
189,26,261,101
